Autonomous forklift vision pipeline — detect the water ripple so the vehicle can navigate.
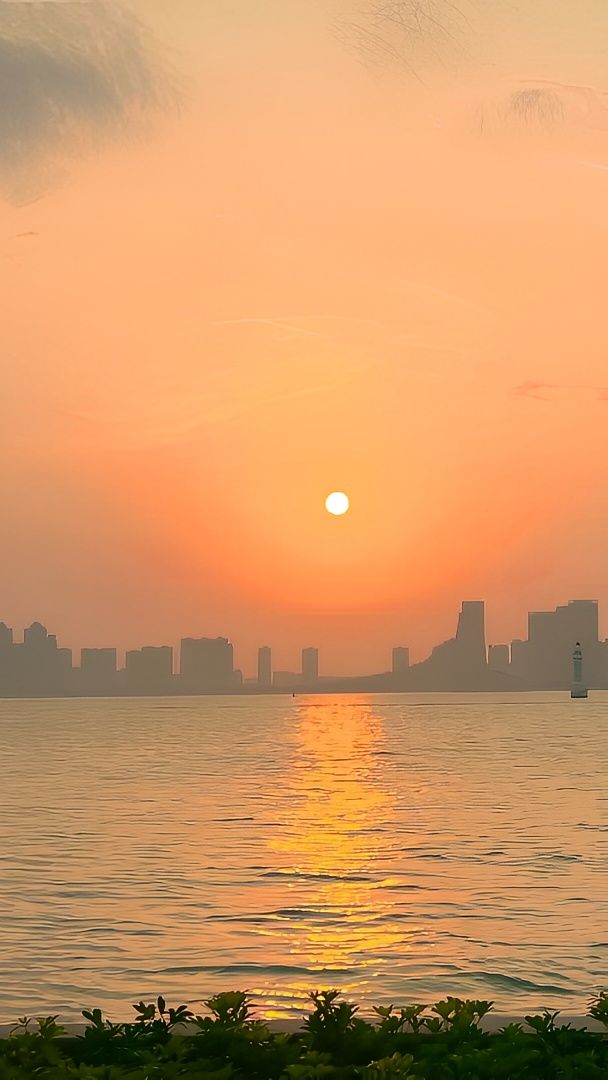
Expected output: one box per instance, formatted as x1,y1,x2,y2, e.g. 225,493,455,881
1,692,607,1021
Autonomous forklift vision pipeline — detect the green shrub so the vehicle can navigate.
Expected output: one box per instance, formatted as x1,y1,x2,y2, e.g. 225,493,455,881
1,988,607,1078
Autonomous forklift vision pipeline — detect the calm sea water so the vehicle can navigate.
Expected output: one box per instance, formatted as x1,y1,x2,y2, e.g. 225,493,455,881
1,693,607,1023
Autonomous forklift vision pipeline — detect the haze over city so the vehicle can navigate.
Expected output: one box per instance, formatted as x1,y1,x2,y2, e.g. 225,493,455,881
2,0,608,676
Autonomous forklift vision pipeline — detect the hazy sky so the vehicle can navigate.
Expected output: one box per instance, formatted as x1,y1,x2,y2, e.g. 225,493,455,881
2,0,608,675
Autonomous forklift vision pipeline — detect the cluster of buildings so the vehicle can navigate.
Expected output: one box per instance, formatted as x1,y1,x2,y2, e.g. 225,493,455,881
490,600,604,687
0,624,323,697
0,599,606,698
398,599,607,692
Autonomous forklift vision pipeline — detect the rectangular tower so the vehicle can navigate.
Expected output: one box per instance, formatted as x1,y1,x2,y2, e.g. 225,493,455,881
301,647,319,685
456,601,487,669
180,637,235,691
81,648,118,694
392,646,410,675
257,646,272,689
125,646,173,694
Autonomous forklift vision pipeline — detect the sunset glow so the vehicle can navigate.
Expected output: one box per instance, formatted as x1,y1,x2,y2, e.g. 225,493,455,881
1,0,608,676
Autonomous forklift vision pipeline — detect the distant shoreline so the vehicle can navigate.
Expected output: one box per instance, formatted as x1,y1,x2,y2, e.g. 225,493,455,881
1,686,604,700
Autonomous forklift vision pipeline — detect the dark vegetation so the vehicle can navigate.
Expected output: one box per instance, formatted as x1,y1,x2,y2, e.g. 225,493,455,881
2,988,608,1077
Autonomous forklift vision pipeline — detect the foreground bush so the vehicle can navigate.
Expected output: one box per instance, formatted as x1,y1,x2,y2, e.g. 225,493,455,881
1,988,608,1078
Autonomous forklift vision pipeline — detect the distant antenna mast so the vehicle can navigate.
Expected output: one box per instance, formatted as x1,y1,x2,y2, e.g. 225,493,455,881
571,642,588,699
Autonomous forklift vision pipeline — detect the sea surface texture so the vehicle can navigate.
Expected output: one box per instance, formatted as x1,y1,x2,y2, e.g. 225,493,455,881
1,693,607,1022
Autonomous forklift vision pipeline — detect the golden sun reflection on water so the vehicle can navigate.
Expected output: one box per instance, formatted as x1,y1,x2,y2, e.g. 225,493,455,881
257,699,426,1016
3,696,608,1022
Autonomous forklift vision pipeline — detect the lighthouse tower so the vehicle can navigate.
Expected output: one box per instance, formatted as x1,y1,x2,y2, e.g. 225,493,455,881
571,642,588,699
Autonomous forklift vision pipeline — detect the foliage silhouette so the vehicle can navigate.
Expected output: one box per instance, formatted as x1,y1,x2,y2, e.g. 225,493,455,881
1,988,608,1077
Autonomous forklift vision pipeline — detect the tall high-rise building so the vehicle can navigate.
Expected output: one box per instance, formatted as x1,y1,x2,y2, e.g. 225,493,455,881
455,601,487,669
412,600,487,689
80,648,118,694
0,623,15,694
125,646,173,694
180,637,235,691
16,622,72,695
392,646,410,675
301,647,319,684
524,600,601,688
510,639,528,680
23,622,51,649
257,646,272,689
562,600,599,643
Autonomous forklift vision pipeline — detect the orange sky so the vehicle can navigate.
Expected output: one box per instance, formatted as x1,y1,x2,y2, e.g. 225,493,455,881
1,1,608,676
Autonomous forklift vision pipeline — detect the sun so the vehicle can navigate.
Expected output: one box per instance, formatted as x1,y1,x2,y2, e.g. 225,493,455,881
325,491,350,516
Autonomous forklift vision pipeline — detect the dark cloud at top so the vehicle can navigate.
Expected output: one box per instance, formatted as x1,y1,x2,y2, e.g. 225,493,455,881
0,1,178,202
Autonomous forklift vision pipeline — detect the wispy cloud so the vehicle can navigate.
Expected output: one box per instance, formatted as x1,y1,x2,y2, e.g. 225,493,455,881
211,311,473,346
512,381,557,400
513,380,608,401
577,160,608,173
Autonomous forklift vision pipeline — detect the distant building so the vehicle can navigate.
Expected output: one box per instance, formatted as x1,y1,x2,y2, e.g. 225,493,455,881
456,601,487,668
180,636,235,691
257,646,272,689
410,601,487,690
488,644,510,674
510,638,528,681
521,600,602,688
23,622,49,649
301,647,319,685
0,623,15,694
273,670,301,689
392,646,410,675
125,646,173,694
14,622,72,695
80,648,117,695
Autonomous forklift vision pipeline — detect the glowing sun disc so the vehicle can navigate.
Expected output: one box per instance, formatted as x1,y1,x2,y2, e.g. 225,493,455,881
325,491,350,516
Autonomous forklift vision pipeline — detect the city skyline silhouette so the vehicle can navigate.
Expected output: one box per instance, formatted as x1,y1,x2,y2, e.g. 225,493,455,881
1,597,605,697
